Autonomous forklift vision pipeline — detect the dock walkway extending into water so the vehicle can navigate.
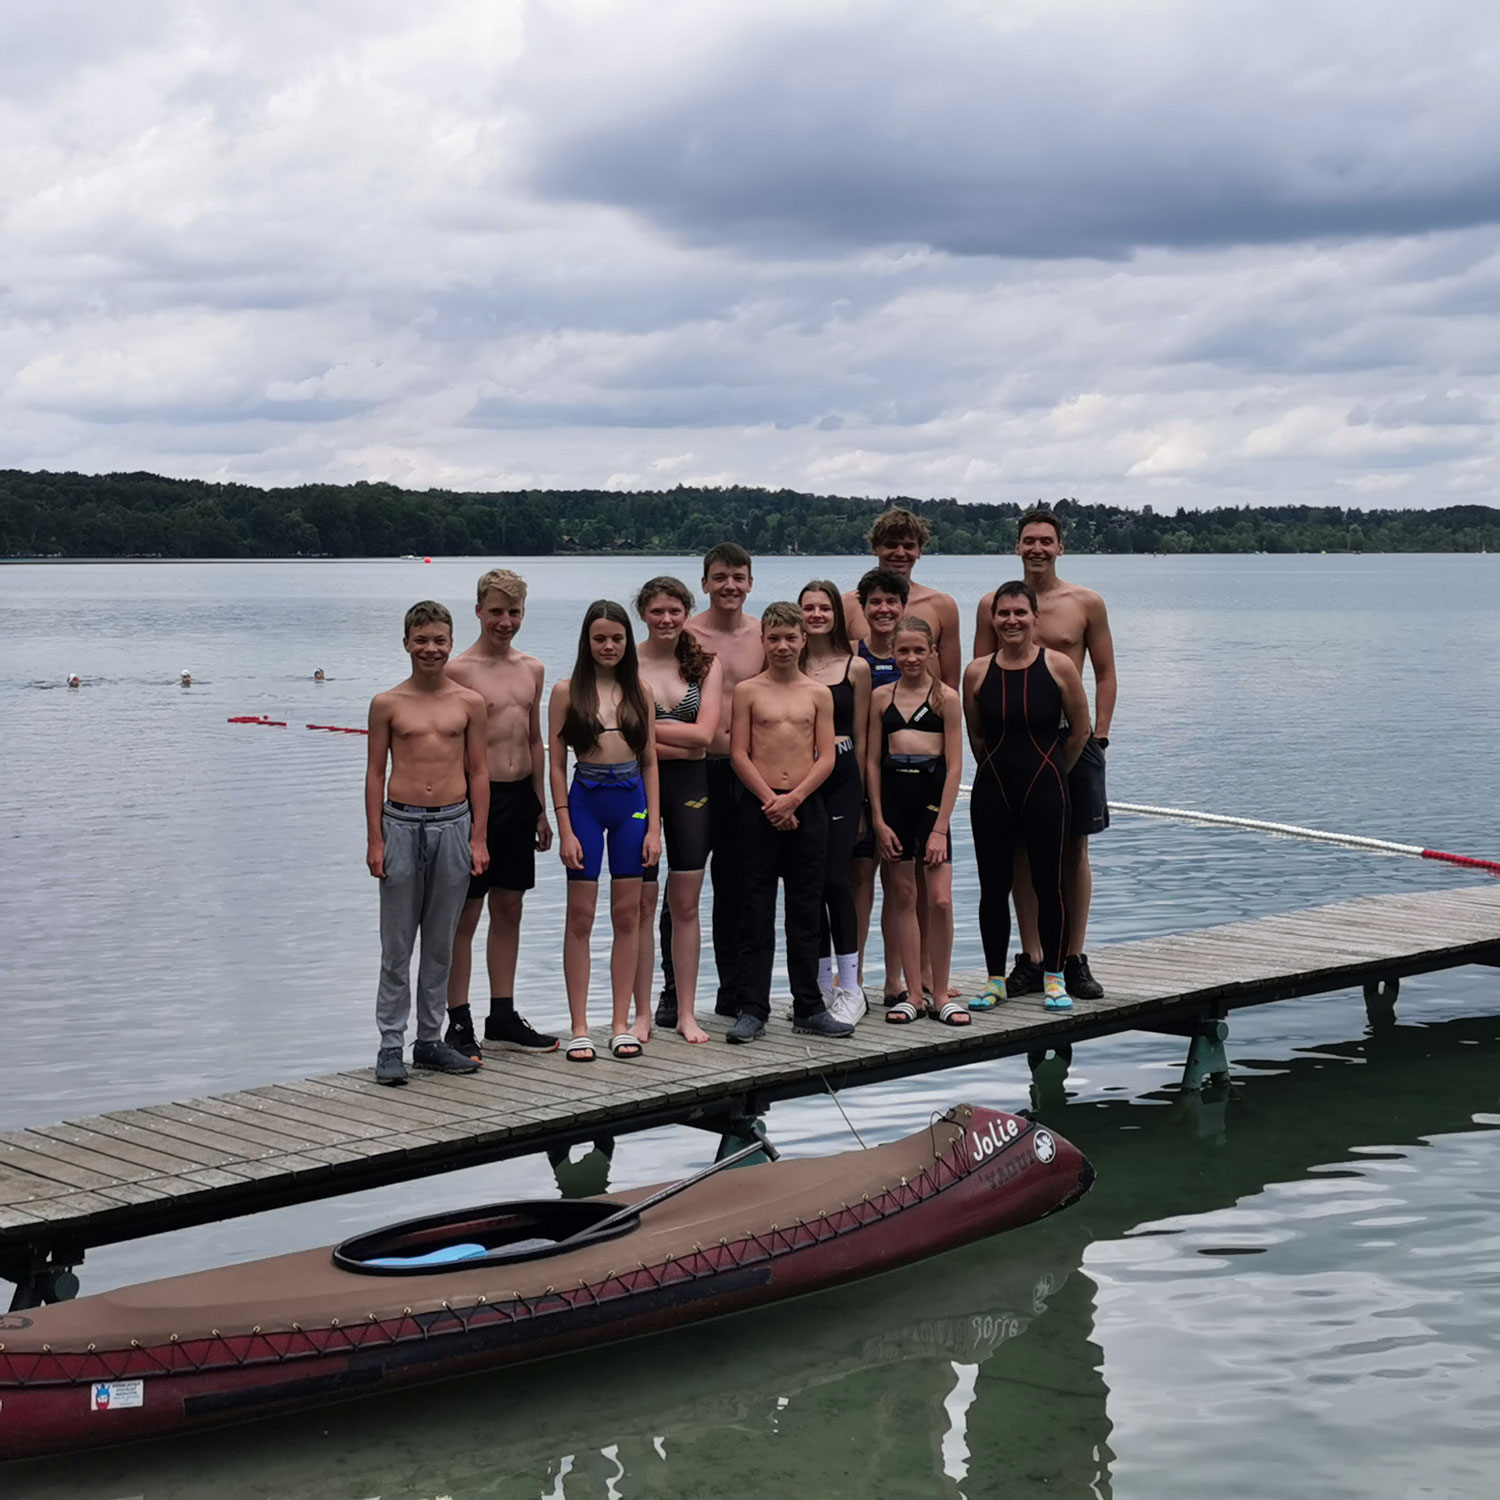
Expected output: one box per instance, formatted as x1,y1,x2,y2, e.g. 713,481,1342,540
5,883,1499,1307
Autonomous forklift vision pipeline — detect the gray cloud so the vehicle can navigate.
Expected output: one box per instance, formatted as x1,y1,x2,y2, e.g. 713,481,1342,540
527,1,1500,260
0,1,1497,508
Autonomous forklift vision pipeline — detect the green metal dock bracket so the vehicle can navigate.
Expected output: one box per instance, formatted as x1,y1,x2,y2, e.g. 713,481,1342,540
547,1136,616,1198
1181,1019,1230,1093
4,1248,83,1313
1363,975,1399,1028
714,1115,778,1167
1027,1044,1073,1111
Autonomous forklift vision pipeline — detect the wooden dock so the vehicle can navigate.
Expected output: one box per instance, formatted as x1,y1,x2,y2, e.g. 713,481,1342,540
4,882,1499,1307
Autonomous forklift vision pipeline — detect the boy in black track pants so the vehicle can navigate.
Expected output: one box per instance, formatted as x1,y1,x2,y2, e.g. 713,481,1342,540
725,603,855,1043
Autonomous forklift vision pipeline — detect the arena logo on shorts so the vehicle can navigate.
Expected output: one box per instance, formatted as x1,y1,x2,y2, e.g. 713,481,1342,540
632,810,647,819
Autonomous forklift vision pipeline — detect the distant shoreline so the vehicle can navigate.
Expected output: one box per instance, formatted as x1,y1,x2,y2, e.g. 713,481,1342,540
4,469,1498,558
4,549,1495,564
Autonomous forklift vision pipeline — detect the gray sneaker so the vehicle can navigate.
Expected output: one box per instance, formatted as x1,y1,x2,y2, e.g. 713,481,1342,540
725,1012,765,1044
375,1046,408,1086
793,1008,855,1039
412,1039,481,1074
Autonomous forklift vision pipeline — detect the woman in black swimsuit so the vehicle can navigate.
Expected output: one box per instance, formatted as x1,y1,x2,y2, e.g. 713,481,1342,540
867,617,966,1026
962,581,1090,1010
633,577,723,1044
799,580,872,1022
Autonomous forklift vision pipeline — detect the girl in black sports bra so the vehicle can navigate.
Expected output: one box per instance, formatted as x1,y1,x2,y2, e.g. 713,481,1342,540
865,617,966,1027
961,581,1090,1010
799,581,871,1021
634,577,724,1045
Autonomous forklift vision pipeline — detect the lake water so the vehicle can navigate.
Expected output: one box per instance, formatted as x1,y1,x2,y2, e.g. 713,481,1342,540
2,553,1499,1498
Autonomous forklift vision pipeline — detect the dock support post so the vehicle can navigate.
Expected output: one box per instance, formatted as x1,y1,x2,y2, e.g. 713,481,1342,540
1181,1020,1230,1093
1027,1045,1072,1111
4,1250,82,1313
1364,975,1399,1029
547,1137,616,1199
715,1116,778,1167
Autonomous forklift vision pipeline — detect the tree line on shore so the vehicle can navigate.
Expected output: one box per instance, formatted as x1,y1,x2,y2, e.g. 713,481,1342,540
3,469,1498,558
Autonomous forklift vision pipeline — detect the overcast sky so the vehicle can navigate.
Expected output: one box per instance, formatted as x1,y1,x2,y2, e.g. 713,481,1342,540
3,0,1498,508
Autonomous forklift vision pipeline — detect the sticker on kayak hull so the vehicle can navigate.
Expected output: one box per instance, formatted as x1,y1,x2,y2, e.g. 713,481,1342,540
91,1380,144,1411
1033,1129,1056,1164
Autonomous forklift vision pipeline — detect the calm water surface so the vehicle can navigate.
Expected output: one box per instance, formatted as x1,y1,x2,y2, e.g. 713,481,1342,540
2,554,1499,1498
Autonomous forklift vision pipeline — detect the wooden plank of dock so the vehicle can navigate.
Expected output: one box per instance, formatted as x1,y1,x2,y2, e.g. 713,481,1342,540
3,883,1499,1271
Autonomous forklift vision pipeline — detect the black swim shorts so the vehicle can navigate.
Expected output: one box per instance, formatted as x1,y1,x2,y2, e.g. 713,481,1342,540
467,778,543,899
1068,736,1109,837
643,758,712,882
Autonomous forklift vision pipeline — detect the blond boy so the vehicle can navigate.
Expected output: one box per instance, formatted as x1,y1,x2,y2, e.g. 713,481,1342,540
444,568,558,1058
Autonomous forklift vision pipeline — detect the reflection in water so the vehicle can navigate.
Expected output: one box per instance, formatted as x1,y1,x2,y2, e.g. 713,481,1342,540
11,1010,1496,1499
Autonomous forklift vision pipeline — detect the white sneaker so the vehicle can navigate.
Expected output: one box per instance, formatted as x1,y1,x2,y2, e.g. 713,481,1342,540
829,984,868,1025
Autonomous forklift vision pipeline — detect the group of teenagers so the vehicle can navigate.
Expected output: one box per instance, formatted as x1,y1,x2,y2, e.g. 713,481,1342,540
365,507,1116,1084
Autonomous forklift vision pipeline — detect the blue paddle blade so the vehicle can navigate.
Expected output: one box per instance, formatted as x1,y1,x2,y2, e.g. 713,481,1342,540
365,1242,489,1268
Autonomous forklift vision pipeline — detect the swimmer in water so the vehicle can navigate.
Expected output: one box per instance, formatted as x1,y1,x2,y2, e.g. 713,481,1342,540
66,673,81,689
314,668,326,681
180,670,192,686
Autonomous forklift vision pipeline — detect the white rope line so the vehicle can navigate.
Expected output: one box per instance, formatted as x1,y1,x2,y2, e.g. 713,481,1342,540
1110,802,1426,858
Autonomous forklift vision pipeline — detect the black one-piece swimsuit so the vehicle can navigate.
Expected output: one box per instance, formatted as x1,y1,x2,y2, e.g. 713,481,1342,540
969,653,1071,973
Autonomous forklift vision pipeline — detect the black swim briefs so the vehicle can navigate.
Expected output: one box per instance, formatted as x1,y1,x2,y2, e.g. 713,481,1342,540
1068,735,1109,837
467,778,543,898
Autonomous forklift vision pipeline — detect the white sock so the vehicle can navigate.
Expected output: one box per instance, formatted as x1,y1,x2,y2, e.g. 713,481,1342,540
835,953,860,991
818,955,835,992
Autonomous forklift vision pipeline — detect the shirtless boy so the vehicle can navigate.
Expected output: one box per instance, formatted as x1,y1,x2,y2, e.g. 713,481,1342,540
725,603,854,1043
661,542,765,1021
974,508,1117,1000
443,568,559,1061
366,601,490,1086
843,507,961,689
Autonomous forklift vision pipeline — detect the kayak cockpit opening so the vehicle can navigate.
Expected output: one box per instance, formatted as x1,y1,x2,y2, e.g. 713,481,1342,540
334,1198,640,1276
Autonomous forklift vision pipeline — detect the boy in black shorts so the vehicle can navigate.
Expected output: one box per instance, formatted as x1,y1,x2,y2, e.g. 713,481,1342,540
444,568,559,1058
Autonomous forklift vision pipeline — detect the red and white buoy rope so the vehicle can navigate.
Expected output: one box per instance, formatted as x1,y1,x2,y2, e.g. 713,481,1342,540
1113,801,1500,877
227,716,367,733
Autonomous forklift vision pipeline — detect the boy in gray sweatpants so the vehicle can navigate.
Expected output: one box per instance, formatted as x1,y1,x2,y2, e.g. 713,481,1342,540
365,600,491,1085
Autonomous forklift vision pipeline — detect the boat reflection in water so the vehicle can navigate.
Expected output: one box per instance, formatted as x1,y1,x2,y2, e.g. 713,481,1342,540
8,1006,1498,1499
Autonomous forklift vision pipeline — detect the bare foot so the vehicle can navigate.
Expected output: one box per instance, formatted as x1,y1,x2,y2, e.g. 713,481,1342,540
948,981,961,999
676,1015,710,1044
629,1014,652,1045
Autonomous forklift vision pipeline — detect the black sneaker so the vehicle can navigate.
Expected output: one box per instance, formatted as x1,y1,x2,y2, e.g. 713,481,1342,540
654,988,678,1029
412,1039,481,1074
375,1046,408,1086
793,1008,855,1039
484,1012,560,1053
1006,952,1044,997
725,1012,765,1044
444,1012,483,1062
1064,953,1104,1000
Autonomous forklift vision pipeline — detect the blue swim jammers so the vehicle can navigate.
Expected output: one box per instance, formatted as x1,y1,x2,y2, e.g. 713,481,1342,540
567,760,649,882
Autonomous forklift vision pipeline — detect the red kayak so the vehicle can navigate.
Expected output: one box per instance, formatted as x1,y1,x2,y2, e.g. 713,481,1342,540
0,1104,1092,1461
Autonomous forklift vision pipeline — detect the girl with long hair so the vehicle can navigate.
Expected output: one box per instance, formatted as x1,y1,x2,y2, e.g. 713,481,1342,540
798,579,871,1022
547,601,661,1060
866,616,967,1026
632,576,724,1045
